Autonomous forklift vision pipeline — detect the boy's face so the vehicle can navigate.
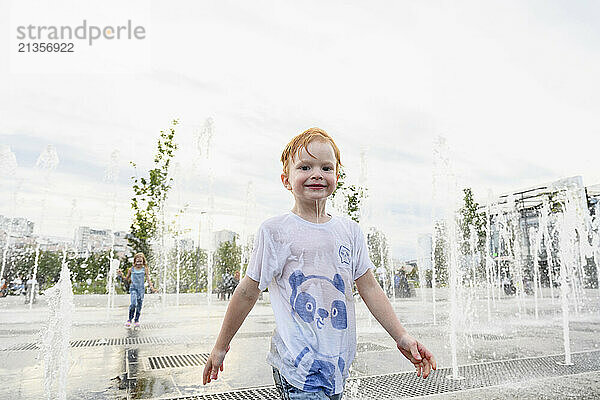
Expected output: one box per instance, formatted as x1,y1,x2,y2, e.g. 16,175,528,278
281,140,338,203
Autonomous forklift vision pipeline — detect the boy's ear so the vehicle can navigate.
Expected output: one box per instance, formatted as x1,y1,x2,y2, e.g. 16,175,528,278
281,173,291,190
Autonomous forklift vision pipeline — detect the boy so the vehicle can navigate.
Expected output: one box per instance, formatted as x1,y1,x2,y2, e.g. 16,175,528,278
203,128,436,398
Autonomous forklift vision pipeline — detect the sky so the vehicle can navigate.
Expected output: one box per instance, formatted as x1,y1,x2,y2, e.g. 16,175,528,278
1,0,599,259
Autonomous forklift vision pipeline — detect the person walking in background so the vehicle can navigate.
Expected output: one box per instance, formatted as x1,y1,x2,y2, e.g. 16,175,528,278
117,252,156,328
0,278,7,297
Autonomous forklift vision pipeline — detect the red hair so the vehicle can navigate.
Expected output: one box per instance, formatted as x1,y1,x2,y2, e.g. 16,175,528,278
280,127,342,176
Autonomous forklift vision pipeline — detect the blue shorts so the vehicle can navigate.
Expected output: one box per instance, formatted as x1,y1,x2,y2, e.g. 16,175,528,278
272,368,343,400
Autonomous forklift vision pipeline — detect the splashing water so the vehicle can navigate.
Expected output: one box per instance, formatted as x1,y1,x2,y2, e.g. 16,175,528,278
192,117,215,174
530,226,541,319
207,180,214,308
176,237,181,307
36,145,59,171
0,144,18,175
104,150,120,311
1,147,19,284
344,377,362,400
592,203,600,293
241,181,256,278
315,200,319,223
0,146,18,283
432,137,465,379
40,260,74,400
30,145,60,309
106,259,119,310
557,205,575,365
103,150,120,183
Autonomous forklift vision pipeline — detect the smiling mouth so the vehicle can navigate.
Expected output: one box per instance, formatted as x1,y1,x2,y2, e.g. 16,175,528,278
306,185,326,189
316,319,324,329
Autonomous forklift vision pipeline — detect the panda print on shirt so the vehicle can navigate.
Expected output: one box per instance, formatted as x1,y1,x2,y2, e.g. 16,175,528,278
288,270,348,396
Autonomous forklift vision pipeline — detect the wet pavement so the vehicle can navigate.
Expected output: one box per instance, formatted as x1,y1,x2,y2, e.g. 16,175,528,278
1,289,600,399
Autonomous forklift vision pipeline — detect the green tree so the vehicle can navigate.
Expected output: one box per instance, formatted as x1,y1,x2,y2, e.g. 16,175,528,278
367,228,389,270
2,247,127,294
331,168,367,223
459,188,487,281
68,250,125,294
459,188,486,249
433,220,449,286
240,234,255,277
4,246,61,290
367,227,391,291
129,119,179,259
4,245,35,282
165,246,208,293
213,237,242,289
193,248,208,292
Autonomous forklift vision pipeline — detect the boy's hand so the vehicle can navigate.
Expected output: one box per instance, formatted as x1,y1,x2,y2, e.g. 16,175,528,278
116,269,123,277
202,345,230,385
396,333,437,379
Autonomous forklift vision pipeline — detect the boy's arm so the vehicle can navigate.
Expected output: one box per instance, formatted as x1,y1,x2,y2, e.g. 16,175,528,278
355,269,436,378
203,275,262,385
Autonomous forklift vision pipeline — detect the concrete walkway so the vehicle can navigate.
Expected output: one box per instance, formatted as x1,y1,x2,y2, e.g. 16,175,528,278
1,290,599,399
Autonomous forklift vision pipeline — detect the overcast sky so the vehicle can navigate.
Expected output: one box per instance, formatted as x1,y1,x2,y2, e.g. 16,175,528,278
1,0,599,258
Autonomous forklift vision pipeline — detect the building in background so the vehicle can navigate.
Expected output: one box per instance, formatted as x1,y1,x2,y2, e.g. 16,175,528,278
39,235,74,252
484,176,594,258
0,215,36,249
75,226,129,256
0,215,34,236
112,231,129,256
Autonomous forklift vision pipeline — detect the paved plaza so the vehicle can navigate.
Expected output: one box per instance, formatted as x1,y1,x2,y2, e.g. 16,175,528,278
1,289,600,399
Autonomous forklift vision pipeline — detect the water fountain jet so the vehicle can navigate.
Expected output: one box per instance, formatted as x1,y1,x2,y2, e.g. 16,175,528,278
40,249,74,400
30,145,59,309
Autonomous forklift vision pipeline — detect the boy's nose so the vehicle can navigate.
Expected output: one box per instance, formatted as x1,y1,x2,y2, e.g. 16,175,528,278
317,308,329,319
310,170,324,179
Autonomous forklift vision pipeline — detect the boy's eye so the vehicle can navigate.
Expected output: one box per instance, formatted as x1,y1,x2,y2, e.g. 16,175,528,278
323,166,333,171
299,166,310,171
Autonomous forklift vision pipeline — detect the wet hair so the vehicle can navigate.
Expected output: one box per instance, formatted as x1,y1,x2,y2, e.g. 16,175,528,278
133,252,148,268
280,127,342,176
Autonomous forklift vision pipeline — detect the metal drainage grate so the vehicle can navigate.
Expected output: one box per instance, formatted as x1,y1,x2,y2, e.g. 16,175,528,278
1,335,199,352
159,386,280,400
145,353,210,370
3,330,275,352
569,322,599,333
158,349,600,400
2,342,38,351
469,333,509,341
343,349,600,399
356,342,391,352
70,336,184,348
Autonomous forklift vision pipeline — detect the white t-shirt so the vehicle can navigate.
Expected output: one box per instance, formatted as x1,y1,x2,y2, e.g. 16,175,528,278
246,212,374,395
